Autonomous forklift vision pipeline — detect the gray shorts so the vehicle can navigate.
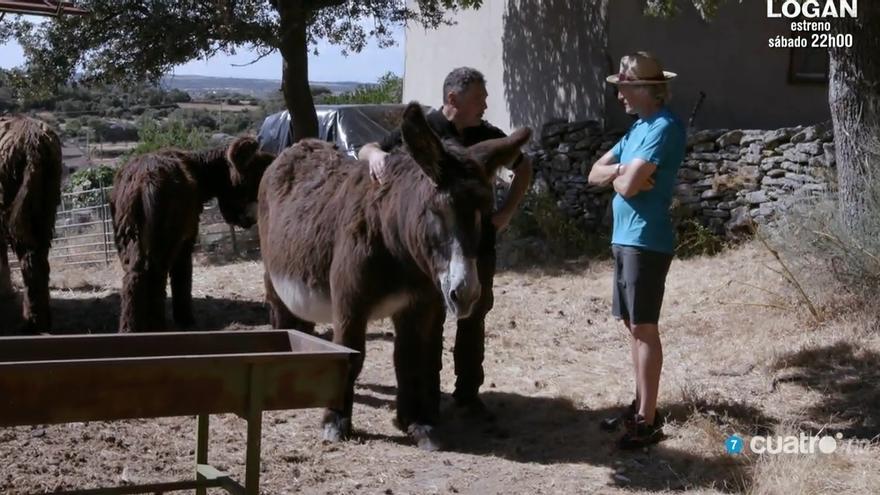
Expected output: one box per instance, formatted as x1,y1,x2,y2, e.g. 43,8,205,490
611,244,673,325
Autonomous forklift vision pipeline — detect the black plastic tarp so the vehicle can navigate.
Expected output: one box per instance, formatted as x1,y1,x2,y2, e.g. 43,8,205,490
257,104,417,157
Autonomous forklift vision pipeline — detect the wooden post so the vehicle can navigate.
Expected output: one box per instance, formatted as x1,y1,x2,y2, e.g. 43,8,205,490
244,365,263,495
196,414,210,495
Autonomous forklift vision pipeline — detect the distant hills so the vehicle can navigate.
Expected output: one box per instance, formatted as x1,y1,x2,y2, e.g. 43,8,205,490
161,74,367,98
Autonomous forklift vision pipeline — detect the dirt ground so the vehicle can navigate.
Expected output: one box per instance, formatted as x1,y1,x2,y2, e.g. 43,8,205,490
1,242,878,494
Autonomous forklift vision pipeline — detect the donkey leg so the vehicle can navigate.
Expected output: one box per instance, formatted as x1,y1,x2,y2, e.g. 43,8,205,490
17,246,51,335
129,252,168,332
117,242,151,333
147,266,169,331
322,312,366,443
392,309,421,431
420,304,445,427
0,233,13,299
170,241,196,328
264,271,315,333
119,267,143,333
392,300,444,451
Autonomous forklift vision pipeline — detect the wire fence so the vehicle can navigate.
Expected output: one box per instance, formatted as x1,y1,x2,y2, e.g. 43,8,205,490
5,186,260,269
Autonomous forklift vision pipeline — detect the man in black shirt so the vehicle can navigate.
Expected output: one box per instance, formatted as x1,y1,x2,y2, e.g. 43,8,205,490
359,67,533,418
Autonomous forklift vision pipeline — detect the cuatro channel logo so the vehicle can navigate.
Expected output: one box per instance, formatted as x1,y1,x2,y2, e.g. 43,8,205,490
725,433,847,455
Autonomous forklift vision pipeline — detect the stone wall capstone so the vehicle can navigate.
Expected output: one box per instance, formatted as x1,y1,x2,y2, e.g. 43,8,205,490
527,119,836,239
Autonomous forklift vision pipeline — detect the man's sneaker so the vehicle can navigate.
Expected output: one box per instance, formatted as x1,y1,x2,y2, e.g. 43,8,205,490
617,414,665,450
600,400,637,432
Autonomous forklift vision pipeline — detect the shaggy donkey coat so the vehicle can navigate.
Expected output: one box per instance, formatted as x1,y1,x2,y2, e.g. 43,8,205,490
0,115,62,335
258,103,530,449
110,137,274,333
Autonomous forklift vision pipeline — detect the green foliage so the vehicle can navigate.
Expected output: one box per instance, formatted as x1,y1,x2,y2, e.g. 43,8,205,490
201,90,255,104
259,91,287,116
311,86,332,98
128,119,208,158
0,67,191,118
507,188,606,259
675,218,726,258
0,71,15,112
5,1,483,94
319,72,403,105
62,165,116,208
644,0,741,20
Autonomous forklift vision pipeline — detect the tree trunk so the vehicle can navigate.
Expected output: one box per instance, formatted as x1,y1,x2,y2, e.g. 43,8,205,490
829,5,880,230
277,0,319,141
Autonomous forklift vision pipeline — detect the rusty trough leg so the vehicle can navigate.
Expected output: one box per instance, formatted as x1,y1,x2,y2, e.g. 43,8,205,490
196,413,210,495
245,365,264,495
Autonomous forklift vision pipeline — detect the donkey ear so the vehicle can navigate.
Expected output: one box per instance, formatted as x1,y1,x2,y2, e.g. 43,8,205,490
468,127,532,177
400,102,444,184
226,136,260,173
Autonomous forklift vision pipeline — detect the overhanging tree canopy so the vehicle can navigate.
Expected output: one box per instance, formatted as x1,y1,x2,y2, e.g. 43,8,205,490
1,0,482,140
0,0,87,17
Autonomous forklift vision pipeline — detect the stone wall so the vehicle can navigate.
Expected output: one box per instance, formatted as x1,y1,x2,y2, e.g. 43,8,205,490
529,120,837,238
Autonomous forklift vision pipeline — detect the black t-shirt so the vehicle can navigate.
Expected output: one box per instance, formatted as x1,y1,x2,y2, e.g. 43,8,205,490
379,109,523,170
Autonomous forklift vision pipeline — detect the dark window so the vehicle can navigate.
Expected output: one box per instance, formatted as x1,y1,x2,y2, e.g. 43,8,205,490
789,48,829,84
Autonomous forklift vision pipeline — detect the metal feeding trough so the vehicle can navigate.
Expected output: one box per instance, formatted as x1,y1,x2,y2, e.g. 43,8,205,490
0,330,356,495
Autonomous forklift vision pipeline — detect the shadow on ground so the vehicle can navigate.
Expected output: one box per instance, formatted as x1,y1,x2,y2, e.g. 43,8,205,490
771,341,880,440
1,290,268,335
353,389,758,492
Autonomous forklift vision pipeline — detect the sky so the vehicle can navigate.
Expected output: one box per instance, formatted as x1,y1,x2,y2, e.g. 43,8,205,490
0,24,404,83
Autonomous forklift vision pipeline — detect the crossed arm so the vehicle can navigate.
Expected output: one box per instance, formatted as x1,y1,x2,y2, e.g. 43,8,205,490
587,149,657,198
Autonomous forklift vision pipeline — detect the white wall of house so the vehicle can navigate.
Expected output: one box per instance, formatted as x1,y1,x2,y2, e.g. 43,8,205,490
403,0,508,129
402,0,830,133
606,0,830,130
403,0,608,134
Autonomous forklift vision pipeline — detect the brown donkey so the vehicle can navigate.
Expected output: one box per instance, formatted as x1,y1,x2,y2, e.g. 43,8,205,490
111,137,274,333
259,103,530,450
0,115,62,335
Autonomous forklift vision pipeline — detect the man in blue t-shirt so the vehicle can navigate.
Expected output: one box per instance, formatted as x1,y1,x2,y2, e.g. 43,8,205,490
588,52,686,449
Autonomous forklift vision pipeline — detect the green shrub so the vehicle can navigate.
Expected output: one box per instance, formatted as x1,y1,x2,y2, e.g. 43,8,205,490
129,118,208,158
676,218,726,258
62,165,116,208
319,72,402,105
506,188,606,259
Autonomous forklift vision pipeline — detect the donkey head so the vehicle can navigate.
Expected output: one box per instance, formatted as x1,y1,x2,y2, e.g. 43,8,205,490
219,136,276,228
399,103,531,319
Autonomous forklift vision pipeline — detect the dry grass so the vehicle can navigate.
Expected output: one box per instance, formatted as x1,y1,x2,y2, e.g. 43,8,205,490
1,241,878,493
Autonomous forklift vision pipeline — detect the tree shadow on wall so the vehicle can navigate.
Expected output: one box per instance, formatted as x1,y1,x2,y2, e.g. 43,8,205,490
502,0,609,131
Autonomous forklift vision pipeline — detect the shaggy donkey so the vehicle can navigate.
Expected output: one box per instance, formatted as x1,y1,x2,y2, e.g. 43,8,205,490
111,137,274,332
259,103,530,450
0,115,62,335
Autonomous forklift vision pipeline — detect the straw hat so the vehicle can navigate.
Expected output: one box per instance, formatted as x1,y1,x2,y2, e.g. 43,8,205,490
606,52,677,85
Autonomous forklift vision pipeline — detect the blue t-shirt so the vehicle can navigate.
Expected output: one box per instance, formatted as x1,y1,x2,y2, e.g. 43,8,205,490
609,107,686,254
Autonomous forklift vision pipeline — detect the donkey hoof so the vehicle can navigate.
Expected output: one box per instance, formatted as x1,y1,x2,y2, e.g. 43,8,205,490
173,317,196,329
407,424,441,452
322,414,351,443
18,321,44,336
